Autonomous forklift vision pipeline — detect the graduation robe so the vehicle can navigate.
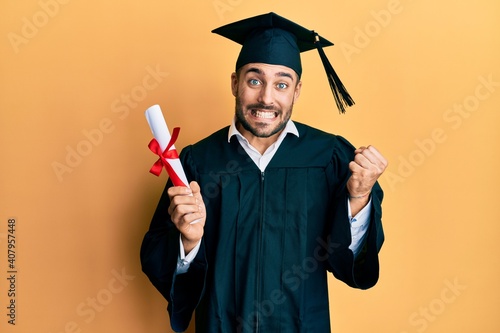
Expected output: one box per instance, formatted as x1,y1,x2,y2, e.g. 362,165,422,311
140,122,384,333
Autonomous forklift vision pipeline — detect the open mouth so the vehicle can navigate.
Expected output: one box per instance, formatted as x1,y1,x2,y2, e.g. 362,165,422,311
251,109,278,119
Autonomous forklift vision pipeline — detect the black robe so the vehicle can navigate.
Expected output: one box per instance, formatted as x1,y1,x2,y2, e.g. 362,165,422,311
140,122,384,333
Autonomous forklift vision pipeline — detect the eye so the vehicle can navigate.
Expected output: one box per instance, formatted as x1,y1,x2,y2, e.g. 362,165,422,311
276,82,289,90
249,79,261,86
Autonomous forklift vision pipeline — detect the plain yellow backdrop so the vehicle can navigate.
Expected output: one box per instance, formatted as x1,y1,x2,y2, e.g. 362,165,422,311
1,0,499,332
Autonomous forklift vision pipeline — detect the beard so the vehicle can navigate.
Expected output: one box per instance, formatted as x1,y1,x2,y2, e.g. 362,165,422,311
234,96,293,138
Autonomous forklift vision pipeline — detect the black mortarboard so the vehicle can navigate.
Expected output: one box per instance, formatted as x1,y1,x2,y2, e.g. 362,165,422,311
212,12,354,113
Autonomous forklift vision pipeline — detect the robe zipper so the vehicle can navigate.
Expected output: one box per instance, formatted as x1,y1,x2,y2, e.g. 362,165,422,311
255,171,265,332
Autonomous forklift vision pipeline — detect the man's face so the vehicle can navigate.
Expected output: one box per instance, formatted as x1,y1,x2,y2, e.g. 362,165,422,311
231,63,302,140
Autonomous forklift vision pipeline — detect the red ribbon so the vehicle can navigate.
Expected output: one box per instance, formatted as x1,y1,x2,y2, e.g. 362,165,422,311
148,127,185,186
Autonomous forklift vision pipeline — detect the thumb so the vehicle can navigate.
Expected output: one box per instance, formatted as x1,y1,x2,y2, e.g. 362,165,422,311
189,181,201,195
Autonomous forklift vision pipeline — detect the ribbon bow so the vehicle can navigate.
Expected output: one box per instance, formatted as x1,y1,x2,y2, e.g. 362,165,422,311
148,127,185,186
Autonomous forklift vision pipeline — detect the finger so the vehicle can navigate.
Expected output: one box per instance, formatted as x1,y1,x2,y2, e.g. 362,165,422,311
359,146,388,172
173,199,201,214
352,153,383,183
167,191,197,216
169,182,206,224
184,209,205,225
359,148,379,167
189,181,201,195
169,200,203,225
354,145,388,171
354,146,367,154
353,152,373,170
349,160,365,174
175,195,206,228
366,146,388,169
189,181,205,212
167,185,192,200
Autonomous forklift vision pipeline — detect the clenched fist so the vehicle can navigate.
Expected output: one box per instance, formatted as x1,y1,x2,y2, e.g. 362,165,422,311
347,146,388,214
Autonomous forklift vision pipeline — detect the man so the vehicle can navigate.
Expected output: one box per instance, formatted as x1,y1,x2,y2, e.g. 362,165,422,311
141,12,387,333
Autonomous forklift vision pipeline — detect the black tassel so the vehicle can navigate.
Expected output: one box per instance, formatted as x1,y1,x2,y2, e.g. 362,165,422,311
314,33,355,114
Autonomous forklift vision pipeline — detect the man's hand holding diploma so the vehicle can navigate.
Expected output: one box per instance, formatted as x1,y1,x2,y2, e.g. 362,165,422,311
168,181,206,254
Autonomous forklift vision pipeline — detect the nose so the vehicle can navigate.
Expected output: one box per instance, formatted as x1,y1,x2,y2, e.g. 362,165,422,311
257,84,274,106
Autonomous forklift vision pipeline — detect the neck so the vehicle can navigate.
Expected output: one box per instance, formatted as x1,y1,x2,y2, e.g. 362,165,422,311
236,122,282,154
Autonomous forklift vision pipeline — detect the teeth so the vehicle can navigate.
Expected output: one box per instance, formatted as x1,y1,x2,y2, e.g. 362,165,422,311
253,110,276,119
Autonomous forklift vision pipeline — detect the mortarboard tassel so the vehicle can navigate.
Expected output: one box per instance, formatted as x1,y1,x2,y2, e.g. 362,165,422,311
313,33,355,113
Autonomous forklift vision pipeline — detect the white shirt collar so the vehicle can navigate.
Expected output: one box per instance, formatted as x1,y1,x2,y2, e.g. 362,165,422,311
227,118,299,171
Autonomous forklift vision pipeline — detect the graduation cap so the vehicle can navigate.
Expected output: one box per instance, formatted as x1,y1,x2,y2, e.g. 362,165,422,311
212,12,354,113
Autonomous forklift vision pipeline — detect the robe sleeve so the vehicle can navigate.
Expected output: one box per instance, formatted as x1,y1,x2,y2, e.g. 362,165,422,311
325,136,385,290
140,145,208,332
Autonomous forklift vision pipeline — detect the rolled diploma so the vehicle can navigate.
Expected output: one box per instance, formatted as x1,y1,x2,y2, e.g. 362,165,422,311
145,104,189,187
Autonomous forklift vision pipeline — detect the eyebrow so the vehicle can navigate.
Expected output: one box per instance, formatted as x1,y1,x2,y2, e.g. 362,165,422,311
245,67,295,81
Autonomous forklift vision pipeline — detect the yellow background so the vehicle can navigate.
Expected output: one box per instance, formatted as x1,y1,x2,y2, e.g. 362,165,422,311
1,0,499,332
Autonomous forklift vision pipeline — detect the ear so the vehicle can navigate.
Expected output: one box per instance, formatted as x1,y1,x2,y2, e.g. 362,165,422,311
231,72,238,97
